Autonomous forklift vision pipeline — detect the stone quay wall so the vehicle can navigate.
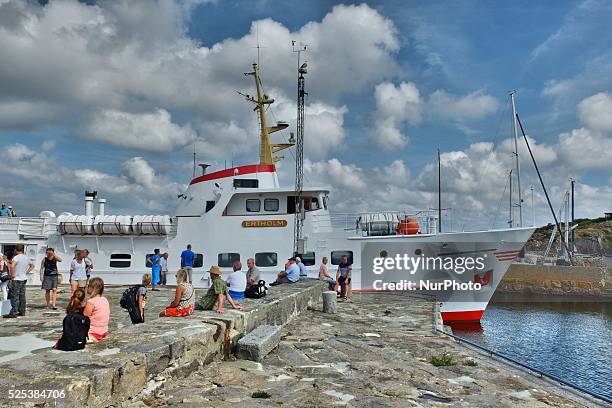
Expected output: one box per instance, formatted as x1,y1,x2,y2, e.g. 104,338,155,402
498,264,611,298
0,280,325,407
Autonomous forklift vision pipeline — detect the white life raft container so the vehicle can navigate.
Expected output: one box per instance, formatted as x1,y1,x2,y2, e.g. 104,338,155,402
132,215,172,235
57,214,95,235
94,215,133,235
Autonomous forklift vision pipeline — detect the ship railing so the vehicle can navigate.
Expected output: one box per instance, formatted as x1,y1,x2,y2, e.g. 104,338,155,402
319,210,439,236
0,217,57,239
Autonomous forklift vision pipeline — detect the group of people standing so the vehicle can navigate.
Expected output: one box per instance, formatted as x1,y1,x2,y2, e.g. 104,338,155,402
0,203,17,217
1,244,34,318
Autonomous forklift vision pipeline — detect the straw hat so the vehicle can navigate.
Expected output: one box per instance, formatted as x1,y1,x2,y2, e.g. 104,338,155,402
207,265,222,276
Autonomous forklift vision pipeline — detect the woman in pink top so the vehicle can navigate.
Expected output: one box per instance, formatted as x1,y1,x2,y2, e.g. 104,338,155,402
83,277,110,342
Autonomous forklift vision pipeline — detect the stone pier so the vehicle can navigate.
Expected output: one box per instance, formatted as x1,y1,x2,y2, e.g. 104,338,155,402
0,280,325,407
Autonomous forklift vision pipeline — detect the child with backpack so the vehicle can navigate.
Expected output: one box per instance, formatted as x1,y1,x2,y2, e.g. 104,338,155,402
120,273,151,324
54,288,90,351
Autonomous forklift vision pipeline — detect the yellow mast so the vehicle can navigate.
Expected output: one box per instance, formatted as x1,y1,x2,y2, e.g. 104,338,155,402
243,63,293,165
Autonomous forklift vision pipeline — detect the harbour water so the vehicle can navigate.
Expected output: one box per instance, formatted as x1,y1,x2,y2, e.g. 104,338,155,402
450,300,612,402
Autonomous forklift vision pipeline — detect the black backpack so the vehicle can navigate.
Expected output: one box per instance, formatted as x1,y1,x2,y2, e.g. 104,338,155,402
120,286,140,309
245,280,267,299
56,312,90,351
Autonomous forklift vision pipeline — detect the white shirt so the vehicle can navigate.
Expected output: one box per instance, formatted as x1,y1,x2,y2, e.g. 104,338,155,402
225,270,247,292
160,257,168,271
12,254,33,281
70,259,88,280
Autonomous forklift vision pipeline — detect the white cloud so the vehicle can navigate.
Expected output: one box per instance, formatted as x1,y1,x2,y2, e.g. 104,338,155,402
0,143,183,214
84,108,196,152
578,92,612,131
557,128,612,170
427,90,499,121
0,1,398,157
370,81,422,150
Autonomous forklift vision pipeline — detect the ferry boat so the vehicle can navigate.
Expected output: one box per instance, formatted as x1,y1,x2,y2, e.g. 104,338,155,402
0,63,534,322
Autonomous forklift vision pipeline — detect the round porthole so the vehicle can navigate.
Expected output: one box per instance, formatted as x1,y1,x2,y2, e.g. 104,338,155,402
414,248,423,256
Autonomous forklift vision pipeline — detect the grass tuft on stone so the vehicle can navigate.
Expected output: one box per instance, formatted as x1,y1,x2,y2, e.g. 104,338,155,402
463,359,478,367
252,391,272,399
430,353,456,367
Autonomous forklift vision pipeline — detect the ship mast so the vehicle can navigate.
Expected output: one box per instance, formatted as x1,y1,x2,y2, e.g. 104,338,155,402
510,91,523,227
243,63,293,165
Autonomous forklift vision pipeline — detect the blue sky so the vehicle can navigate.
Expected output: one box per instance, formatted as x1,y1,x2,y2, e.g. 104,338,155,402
0,0,610,228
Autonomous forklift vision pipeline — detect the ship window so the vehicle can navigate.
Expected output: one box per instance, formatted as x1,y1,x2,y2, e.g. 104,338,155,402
304,197,320,211
110,253,131,268
246,199,261,212
205,201,216,213
234,179,259,188
255,252,277,267
218,253,240,267
193,253,204,268
331,251,353,265
297,251,316,266
264,198,279,211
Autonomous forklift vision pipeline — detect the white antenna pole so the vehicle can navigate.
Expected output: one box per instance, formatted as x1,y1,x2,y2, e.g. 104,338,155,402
531,185,535,226
510,91,523,227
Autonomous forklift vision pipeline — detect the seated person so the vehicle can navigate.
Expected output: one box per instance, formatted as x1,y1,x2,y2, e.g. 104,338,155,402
225,260,247,300
196,266,241,313
83,277,110,342
246,258,260,288
271,257,300,285
159,269,195,317
54,288,89,351
296,257,308,281
318,256,337,291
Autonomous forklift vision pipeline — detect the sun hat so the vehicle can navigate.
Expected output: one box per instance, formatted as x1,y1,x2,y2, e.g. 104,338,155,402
207,265,222,276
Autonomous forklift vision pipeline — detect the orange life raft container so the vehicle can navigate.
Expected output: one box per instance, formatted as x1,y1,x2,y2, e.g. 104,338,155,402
396,218,419,235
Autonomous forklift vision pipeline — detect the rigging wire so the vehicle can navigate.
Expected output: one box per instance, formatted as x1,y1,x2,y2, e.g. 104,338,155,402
491,170,510,228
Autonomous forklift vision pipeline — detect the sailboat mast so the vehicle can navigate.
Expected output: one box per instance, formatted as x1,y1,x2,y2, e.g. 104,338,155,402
510,91,523,227
508,169,513,227
438,149,442,233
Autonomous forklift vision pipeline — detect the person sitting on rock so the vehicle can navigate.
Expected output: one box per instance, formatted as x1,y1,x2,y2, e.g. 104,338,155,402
54,288,90,351
83,277,110,342
225,260,246,301
195,266,241,314
319,256,337,291
159,269,195,317
270,257,300,286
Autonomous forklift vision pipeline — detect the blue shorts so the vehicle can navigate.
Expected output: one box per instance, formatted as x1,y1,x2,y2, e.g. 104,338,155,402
228,290,244,300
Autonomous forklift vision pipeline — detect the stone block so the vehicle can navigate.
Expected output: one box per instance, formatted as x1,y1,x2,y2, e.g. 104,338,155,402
323,291,337,314
236,325,281,362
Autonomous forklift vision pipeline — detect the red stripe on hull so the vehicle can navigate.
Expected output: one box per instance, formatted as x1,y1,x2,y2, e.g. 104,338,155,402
190,164,276,185
441,310,484,322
